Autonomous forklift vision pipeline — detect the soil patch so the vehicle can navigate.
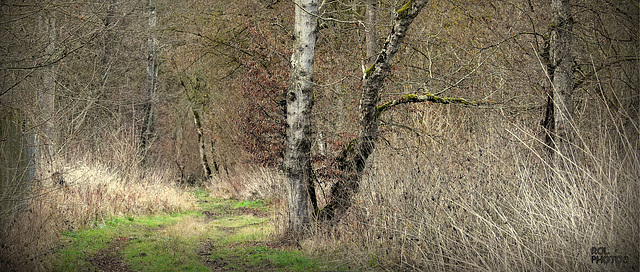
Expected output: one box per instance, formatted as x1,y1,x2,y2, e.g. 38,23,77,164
238,207,269,217
202,210,218,222
88,237,131,272
197,239,227,270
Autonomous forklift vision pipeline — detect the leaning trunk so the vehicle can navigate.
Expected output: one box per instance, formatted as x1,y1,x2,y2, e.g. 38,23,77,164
192,109,212,179
365,0,378,65
320,0,430,221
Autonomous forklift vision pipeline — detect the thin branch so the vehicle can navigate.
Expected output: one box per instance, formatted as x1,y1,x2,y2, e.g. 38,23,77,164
169,28,253,57
1,35,93,71
292,0,366,29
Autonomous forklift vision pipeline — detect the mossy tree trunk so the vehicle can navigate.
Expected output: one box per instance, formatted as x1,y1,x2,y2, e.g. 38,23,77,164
320,0,430,221
192,109,212,178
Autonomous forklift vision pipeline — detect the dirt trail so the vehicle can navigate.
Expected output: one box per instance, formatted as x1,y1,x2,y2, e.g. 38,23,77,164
79,194,317,271
88,237,131,272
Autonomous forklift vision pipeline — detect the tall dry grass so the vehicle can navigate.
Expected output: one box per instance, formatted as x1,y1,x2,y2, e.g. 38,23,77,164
302,100,638,271
205,164,285,201
0,159,195,271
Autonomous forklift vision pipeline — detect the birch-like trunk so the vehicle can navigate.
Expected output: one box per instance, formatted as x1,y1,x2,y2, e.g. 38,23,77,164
284,0,318,235
179,74,214,180
550,0,575,174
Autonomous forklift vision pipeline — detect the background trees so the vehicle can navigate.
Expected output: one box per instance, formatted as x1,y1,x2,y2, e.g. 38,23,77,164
1,0,637,270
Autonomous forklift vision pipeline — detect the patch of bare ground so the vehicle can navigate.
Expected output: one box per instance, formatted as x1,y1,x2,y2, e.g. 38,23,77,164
88,237,131,272
197,239,223,270
237,207,269,217
200,207,268,225
201,210,217,223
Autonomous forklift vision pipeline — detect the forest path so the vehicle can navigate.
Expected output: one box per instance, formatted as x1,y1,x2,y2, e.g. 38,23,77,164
54,190,322,271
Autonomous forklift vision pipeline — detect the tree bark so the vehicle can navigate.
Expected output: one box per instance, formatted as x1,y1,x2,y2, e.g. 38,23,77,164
141,0,159,161
320,0,430,221
37,14,57,176
365,0,378,65
0,114,36,213
179,74,213,179
192,109,212,178
550,0,575,172
284,0,319,235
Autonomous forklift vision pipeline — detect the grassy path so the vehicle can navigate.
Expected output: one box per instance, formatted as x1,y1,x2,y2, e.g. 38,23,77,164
53,190,322,271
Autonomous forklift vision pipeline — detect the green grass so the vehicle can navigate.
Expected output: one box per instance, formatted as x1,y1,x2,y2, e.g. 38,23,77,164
53,190,323,271
209,246,320,271
235,199,266,209
54,211,205,271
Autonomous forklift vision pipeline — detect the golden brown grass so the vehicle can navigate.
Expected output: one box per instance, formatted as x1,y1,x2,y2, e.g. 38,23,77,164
206,165,285,201
0,160,195,271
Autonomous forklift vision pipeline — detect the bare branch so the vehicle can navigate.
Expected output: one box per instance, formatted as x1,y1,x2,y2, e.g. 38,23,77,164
376,93,497,116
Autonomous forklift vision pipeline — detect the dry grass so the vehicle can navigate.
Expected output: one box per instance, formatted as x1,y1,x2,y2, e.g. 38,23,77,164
206,164,285,201
0,160,195,271
302,102,639,271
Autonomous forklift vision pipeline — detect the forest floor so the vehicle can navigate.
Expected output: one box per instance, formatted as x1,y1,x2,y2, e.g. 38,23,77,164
53,189,324,271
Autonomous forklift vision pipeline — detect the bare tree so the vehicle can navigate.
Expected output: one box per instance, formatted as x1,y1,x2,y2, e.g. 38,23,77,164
180,73,213,179
285,0,319,235
365,0,378,65
549,0,575,172
319,0,430,220
141,0,159,162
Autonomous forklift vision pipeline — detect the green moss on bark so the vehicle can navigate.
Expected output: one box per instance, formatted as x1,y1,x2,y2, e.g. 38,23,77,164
375,101,393,117
364,63,376,78
397,0,413,18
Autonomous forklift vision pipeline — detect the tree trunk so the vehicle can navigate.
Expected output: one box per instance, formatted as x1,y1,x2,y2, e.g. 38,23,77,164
365,0,378,65
284,0,319,235
320,0,430,221
550,0,575,173
102,0,117,124
0,113,36,214
179,72,214,180
141,0,159,161
192,108,212,178
38,14,57,176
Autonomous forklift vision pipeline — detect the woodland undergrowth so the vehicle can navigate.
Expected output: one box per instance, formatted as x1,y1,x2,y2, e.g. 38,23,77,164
0,155,195,271
299,101,638,271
